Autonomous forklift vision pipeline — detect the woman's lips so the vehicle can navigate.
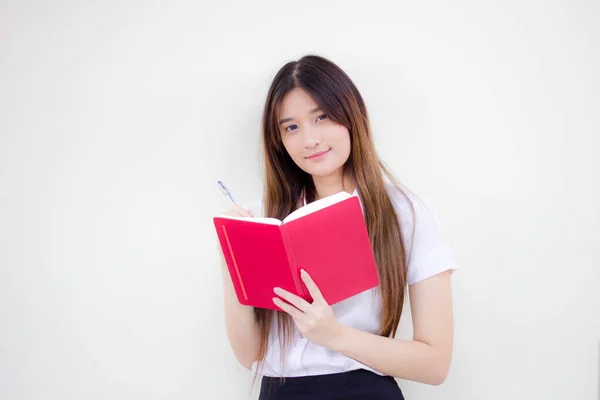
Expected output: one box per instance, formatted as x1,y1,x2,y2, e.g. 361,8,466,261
306,148,331,159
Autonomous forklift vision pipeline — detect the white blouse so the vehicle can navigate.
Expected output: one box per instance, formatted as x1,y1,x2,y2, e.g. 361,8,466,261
245,184,457,377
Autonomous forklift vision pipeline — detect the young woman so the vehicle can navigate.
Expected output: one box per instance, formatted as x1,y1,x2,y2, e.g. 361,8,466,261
220,55,457,399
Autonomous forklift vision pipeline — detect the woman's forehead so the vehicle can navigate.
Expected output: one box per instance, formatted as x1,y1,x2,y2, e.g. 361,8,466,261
279,88,320,118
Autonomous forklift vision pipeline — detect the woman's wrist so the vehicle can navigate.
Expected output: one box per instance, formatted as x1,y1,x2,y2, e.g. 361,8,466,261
323,323,353,352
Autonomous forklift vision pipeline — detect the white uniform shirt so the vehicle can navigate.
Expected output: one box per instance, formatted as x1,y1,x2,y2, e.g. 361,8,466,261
246,184,457,377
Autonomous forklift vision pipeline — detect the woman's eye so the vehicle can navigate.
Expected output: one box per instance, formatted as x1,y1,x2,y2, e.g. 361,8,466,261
285,124,298,132
316,114,328,122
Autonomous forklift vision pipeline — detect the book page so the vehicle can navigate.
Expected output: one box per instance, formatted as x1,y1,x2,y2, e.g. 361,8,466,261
216,215,282,225
282,191,352,224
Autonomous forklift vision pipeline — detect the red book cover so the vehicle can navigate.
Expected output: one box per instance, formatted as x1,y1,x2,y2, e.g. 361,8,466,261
213,193,379,310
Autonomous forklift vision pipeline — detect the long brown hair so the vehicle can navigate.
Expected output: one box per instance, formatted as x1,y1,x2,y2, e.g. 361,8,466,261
256,55,412,376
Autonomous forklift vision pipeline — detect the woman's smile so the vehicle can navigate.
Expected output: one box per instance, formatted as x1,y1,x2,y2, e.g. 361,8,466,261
306,148,331,160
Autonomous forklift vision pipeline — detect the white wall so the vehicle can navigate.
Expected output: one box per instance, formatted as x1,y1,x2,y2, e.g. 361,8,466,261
1,1,598,399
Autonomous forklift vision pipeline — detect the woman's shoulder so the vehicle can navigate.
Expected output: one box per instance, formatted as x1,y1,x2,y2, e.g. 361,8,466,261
383,183,425,222
383,183,458,284
384,182,444,240
385,183,445,221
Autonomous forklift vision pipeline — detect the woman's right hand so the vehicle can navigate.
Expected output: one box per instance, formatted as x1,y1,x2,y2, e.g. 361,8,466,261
218,206,254,256
217,205,254,257
225,205,254,218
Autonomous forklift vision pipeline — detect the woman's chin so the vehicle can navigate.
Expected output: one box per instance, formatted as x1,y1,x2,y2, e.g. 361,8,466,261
304,165,344,179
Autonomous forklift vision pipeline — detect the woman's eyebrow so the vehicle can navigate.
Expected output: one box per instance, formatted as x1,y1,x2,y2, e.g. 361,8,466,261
279,107,322,125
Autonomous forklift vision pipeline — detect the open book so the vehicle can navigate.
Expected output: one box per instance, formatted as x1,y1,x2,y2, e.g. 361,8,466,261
213,192,379,310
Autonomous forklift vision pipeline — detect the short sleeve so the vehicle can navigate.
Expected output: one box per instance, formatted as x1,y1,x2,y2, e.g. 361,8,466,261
390,188,458,285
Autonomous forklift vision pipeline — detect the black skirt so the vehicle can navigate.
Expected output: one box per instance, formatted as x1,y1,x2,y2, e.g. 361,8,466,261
258,368,404,400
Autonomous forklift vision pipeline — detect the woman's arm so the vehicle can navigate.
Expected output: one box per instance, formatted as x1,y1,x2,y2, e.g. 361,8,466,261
273,269,454,385
220,254,260,370
327,270,454,385
218,205,260,370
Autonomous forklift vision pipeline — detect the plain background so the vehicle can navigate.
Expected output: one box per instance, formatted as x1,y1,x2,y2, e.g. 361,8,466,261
1,1,599,399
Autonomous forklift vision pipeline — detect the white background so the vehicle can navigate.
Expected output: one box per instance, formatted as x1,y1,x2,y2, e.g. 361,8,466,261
1,1,599,399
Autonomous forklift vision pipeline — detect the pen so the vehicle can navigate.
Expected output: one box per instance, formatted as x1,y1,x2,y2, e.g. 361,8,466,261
217,180,236,204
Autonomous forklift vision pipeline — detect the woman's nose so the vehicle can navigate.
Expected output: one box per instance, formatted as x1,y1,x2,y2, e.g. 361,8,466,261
304,127,321,148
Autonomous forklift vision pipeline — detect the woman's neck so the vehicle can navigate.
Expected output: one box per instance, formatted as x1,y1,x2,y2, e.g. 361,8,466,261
312,172,355,200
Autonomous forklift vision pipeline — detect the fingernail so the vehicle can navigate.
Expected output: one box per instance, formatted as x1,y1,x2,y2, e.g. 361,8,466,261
301,269,307,276
273,287,280,294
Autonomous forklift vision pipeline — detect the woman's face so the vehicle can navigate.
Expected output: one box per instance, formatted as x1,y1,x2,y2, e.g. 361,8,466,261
278,88,351,179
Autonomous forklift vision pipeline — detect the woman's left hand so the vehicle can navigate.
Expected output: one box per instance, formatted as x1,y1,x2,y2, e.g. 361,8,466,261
273,269,344,348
